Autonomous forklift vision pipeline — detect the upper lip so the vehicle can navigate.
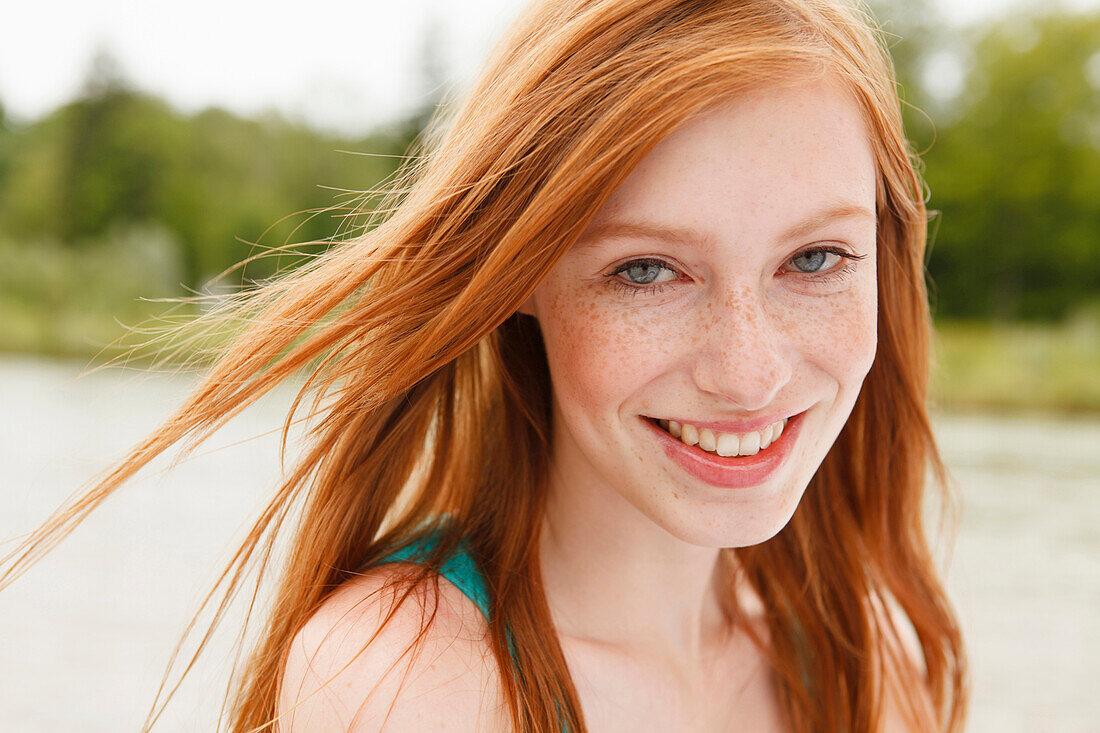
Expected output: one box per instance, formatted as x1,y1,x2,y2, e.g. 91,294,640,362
647,411,802,434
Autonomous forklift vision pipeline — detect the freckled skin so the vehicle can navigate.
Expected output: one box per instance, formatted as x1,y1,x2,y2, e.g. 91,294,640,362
523,77,879,549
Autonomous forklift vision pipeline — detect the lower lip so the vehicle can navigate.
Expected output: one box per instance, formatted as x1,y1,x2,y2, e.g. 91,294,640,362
643,411,805,489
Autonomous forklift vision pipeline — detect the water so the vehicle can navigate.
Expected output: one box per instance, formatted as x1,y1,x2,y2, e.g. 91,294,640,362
1,356,1097,732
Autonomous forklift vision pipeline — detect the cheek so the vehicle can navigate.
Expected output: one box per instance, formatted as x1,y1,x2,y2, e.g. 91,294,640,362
537,285,670,419
797,277,878,385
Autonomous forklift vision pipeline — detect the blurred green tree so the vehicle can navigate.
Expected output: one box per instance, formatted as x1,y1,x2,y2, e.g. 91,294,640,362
0,51,402,289
58,64,182,241
0,96,12,185
1,7,1095,325
922,10,1100,321
866,0,950,154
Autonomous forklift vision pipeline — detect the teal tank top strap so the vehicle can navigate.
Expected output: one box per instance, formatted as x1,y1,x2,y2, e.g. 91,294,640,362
374,516,570,732
376,527,492,621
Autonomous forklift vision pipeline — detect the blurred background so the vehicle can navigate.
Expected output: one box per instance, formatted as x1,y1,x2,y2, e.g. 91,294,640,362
0,0,1096,731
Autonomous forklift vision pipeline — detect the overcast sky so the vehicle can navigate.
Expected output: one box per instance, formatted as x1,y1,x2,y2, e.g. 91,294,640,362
2,0,1097,134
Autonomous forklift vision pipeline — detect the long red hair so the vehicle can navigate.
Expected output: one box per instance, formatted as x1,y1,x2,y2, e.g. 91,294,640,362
2,1,967,730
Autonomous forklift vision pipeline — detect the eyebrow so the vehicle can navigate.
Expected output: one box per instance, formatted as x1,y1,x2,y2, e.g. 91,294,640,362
577,202,877,250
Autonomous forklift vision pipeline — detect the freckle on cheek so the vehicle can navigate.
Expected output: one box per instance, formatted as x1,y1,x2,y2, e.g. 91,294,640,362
546,290,638,398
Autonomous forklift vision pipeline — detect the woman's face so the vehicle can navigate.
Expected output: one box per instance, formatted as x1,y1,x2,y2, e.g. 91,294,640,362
522,78,879,548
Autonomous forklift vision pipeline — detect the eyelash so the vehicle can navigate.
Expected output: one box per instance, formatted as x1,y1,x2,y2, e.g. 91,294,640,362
605,246,868,296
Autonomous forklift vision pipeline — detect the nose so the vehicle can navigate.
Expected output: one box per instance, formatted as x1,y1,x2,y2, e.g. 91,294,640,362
690,288,793,411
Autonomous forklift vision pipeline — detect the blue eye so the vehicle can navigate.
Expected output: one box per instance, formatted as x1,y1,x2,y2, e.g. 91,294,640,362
604,247,868,297
616,260,677,285
786,245,868,284
607,259,680,293
791,249,834,273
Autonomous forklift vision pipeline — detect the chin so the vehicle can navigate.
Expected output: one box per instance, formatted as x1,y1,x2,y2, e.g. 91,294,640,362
649,495,804,549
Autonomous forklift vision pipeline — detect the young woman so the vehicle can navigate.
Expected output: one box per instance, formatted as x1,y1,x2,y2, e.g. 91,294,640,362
3,0,968,730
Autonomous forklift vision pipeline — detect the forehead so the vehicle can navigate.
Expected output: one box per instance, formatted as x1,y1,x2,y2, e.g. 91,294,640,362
584,77,877,244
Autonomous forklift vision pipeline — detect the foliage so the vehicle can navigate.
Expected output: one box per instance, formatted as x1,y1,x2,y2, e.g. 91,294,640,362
0,5,1096,373
866,0,946,153
0,224,190,357
919,10,1100,321
0,74,412,291
866,2,1099,322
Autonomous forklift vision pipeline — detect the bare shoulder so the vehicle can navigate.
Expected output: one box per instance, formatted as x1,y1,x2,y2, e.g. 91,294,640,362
278,563,509,732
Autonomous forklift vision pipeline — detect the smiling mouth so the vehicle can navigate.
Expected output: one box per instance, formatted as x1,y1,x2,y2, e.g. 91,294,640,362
644,415,789,458
641,411,805,489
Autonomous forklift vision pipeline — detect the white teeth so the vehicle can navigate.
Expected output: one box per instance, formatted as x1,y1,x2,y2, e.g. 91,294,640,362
658,416,789,457
763,422,778,449
739,430,761,455
715,432,740,457
698,428,716,452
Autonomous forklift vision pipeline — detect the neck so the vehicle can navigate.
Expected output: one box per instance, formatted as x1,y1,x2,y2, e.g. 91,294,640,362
538,442,733,664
